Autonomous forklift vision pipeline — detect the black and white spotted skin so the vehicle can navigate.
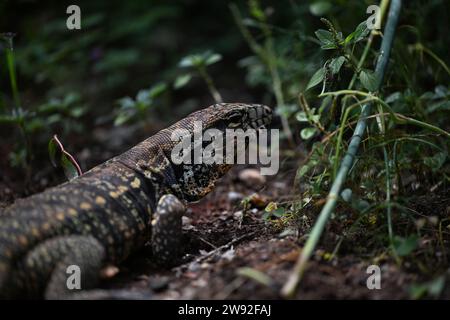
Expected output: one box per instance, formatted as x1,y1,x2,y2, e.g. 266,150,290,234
0,103,272,299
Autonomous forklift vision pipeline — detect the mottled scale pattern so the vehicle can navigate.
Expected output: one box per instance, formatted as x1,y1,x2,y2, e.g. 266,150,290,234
0,103,272,299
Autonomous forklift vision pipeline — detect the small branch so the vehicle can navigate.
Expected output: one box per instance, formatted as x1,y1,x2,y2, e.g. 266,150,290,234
175,231,256,272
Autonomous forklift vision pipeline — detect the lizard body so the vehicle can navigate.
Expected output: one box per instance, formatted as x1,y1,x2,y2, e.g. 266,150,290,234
0,103,272,299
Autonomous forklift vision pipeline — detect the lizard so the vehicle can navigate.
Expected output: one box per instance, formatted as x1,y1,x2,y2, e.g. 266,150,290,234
0,103,272,299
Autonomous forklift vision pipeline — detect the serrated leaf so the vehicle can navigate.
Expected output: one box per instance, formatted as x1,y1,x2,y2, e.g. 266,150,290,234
359,69,378,91
306,67,325,91
315,29,336,49
174,74,192,89
345,21,370,44
329,56,346,74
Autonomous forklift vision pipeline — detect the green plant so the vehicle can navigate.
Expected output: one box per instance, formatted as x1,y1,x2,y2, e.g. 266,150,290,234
177,50,223,103
230,1,294,145
114,82,168,126
281,0,450,296
0,33,30,171
48,135,82,181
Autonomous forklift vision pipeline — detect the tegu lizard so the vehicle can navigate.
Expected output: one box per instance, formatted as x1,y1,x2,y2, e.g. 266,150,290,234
0,103,272,299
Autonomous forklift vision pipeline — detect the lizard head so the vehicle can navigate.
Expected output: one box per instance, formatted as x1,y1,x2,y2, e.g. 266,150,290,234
190,102,273,131
170,103,273,202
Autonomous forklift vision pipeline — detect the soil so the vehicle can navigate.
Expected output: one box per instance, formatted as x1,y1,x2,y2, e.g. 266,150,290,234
1,133,449,300
99,168,449,300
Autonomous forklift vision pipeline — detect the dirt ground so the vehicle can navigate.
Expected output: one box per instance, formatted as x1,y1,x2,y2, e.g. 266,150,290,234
94,167,449,300
1,147,449,300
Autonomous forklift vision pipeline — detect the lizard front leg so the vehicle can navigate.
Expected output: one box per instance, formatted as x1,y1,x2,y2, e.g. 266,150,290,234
151,194,185,267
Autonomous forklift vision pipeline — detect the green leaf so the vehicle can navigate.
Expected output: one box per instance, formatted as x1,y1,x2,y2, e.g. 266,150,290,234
306,67,325,91
179,55,198,68
296,111,320,123
315,29,336,50
205,53,222,66
179,51,222,68
300,127,318,140
329,56,346,75
428,276,446,297
359,69,378,91
393,235,418,257
410,276,446,299
114,111,134,126
0,114,20,124
309,2,332,16
249,0,265,20
423,151,447,171
61,153,80,181
148,82,167,98
48,135,82,181
295,111,308,122
48,137,58,168
237,267,272,287
271,207,286,218
174,74,192,89
345,21,370,44
117,97,135,109
136,90,151,104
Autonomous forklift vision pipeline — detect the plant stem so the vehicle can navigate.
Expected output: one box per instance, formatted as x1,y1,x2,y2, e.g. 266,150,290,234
4,37,22,111
230,3,294,147
3,34,32,175
197,65,223,103
281,0,402,298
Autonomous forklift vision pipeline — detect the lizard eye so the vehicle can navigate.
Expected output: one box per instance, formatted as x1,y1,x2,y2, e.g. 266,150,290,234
227,112,244,128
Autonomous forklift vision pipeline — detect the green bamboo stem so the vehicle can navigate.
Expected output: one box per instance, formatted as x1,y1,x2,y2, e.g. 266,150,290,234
281,0,402,298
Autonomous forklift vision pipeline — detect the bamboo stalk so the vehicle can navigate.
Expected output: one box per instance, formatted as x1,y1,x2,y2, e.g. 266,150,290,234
281,0,403,298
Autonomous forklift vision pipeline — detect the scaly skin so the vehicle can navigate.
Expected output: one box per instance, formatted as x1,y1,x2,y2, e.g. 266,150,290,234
0,103,272,299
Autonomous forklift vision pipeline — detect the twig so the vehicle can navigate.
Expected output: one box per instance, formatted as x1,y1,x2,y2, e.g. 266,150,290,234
175,231,257,272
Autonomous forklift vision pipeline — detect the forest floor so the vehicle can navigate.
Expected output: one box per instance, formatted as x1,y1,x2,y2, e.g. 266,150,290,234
99,167,449,300
1,131,449,300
